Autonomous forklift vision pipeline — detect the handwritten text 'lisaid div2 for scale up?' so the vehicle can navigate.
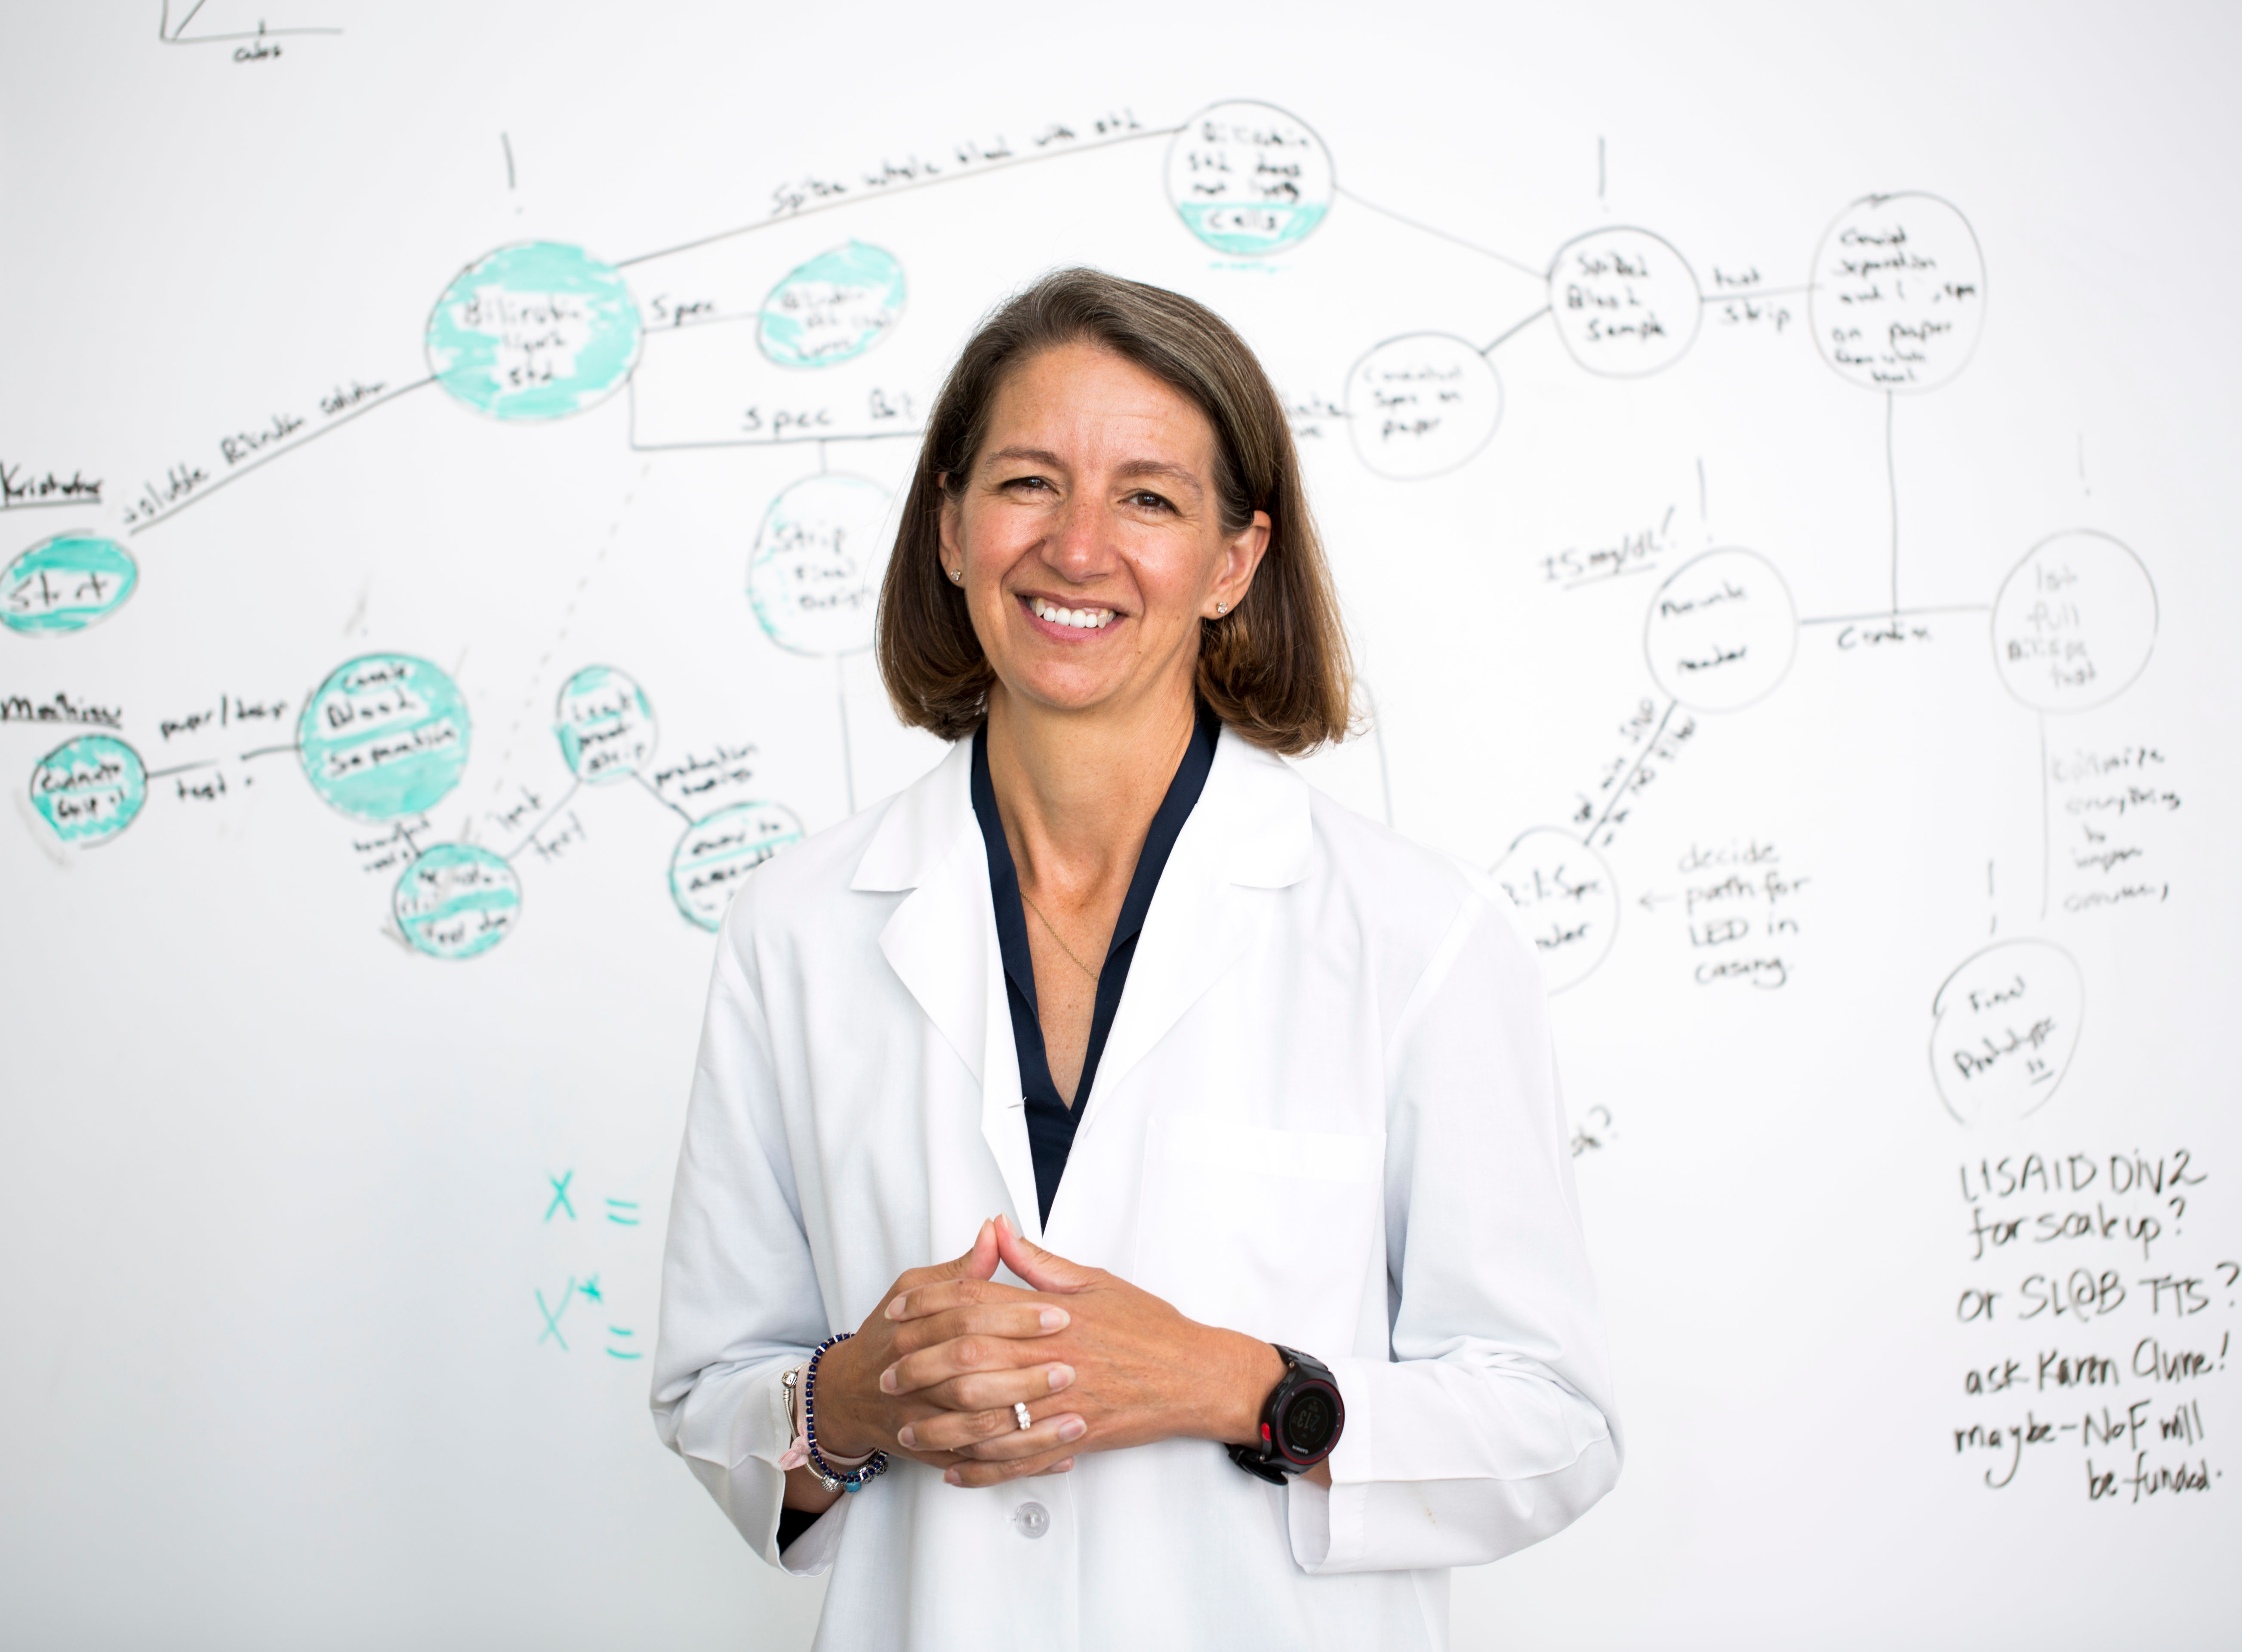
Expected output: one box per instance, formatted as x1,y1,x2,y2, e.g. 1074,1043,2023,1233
1949,1149,2233,1504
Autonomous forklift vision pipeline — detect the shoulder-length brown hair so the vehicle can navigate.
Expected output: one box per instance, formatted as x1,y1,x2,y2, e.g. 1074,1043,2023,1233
876,267,1352,756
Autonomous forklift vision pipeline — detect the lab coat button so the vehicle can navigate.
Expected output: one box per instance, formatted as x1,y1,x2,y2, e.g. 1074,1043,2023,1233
1011,1501,1050,1539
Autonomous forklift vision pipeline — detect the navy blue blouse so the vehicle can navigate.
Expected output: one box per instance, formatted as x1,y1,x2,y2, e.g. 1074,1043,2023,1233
970,703,1220,1227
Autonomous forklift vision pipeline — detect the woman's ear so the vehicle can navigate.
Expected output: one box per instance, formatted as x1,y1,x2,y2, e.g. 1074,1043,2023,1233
1213,509,1272,614
937,475,964,576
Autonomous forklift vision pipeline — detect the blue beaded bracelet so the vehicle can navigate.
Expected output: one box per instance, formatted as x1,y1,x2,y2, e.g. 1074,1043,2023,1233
801,1332,889,1494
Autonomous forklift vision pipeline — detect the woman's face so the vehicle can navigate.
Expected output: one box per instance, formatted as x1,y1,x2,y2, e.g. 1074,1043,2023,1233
939,341,1269,725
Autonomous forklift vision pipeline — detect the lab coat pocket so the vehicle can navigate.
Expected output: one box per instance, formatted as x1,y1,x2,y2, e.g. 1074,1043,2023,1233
1132,1114,1385,1356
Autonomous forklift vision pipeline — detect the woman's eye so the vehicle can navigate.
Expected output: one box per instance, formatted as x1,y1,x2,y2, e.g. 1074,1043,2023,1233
1003,475,1053,493
1128,491,1173,512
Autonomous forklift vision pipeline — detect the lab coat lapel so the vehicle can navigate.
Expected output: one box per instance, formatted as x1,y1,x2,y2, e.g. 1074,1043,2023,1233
856,740,1043,1240
1075,736,1312,1134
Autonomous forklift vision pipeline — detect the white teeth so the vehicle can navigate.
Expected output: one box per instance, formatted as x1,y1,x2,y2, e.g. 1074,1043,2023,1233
1030,597,1114,630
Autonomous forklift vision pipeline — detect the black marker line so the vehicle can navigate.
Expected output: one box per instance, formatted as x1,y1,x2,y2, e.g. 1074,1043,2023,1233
616,125,1185,269
1334,187,1545,280
2038,713,2050,921
504,779,581,863
166,27,344,42
1480,307,1551,356
1586,698,1677,844
1699,283,1814,304
632,769,695,824
127,376,437,536
237,741,301,761
146,758,219,780
161,0,208,39
1561,565,1662,592
477,463,648,830
0,498,99,513
627,427,924,454
502,133,516,191
1799,604,1990,626
625,329,925,451
1885,390,1900,613
835,656,856,815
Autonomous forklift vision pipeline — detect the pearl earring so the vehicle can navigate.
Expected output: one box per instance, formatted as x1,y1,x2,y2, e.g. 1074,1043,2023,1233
1215,601,1227,615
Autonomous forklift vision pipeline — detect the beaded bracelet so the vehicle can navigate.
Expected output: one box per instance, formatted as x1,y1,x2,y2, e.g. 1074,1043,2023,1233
798,1331,890,1494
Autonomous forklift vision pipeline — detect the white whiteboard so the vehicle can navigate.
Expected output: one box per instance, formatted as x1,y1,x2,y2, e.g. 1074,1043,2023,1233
3,3,2237,1646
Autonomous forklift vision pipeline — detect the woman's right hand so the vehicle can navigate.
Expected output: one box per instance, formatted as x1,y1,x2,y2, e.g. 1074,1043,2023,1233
808,1218,1082,1468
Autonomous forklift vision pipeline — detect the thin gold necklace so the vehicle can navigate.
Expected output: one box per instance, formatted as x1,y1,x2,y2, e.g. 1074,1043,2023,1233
1020,890,1102,983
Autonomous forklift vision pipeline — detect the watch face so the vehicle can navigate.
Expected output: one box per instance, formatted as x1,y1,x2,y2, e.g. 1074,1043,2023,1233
1282,1385,1339,1457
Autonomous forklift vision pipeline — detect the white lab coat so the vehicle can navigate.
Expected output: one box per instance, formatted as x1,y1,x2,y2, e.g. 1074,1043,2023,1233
652,730,1622,1651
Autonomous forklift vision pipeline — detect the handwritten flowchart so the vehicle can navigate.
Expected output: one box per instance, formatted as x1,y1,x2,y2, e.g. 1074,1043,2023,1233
4,84,2216,1537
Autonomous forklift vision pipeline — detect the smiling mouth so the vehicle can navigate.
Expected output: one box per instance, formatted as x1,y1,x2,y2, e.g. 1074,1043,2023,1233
1024,595,1118,632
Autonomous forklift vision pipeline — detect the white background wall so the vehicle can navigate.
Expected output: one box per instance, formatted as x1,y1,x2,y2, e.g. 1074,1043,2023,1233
3,2,2236,1646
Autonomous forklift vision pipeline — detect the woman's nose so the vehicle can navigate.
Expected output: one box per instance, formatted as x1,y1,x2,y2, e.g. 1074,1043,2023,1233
1047,495,1114,580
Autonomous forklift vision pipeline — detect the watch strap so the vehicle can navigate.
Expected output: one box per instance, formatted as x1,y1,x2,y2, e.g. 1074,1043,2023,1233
1227,1439,1293,1484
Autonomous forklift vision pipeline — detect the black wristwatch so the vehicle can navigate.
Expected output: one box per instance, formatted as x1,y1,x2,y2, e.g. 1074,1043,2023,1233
1227,1344,1345,1483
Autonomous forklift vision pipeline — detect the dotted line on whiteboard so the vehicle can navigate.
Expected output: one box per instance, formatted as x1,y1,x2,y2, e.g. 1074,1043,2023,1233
471,459,654,841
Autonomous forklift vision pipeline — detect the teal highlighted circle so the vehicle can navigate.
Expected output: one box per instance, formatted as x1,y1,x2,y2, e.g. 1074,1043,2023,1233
1173,202,1330,257
29,734,146,845
393,842,522,961
298,653,471,822
749,473,893,656
669,801,805,931
425,240,642,419
1166,102,1335,257
757,240,907,368
3,533,138,635
554,664,657,784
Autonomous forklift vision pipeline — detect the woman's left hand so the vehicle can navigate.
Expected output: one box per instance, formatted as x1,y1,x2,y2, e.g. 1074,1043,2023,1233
882,1214,1285,1489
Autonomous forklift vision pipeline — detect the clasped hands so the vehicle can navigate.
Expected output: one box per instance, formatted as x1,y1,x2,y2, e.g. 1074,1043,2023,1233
802,1214,1281,1495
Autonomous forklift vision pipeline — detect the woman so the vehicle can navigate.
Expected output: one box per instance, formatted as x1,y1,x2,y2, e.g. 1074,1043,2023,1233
653,268,1620,1649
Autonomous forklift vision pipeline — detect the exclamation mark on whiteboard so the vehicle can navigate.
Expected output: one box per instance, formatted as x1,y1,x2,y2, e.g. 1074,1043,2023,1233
502,132,520,214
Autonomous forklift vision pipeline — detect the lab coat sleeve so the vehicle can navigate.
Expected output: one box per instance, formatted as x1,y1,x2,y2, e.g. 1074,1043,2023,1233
1289,888,1623,1573
650,899,847,1574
